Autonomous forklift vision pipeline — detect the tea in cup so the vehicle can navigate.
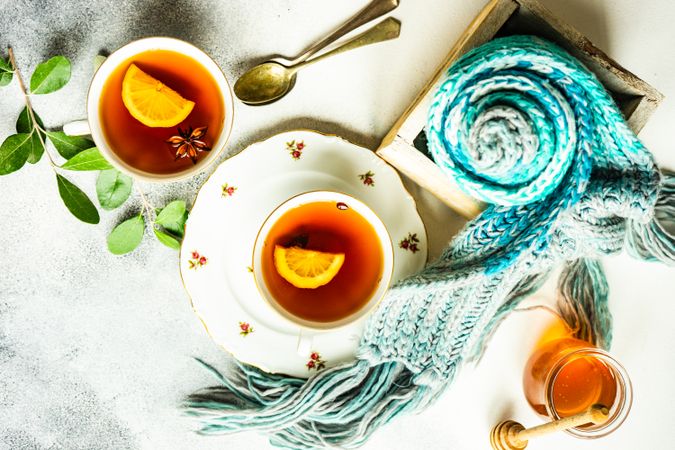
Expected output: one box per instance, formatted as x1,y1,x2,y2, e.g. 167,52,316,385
66,37,234,182
252,191,394,336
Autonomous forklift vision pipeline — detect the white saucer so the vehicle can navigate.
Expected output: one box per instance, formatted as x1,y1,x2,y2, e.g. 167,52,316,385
180,130,427,378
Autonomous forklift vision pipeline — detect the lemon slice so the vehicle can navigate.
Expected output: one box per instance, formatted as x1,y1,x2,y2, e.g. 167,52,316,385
121,63,195,128
273,245,345,289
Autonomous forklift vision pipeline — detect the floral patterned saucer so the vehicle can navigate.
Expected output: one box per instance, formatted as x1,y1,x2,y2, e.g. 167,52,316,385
180,130,427,378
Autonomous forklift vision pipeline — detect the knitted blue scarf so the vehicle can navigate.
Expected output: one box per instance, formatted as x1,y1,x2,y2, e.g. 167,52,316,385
184,36,675,448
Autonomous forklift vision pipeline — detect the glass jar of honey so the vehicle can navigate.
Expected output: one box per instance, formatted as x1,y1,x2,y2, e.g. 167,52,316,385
523,335,632,438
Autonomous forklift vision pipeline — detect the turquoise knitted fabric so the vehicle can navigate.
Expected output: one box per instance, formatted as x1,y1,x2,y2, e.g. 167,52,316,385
184,35,675,449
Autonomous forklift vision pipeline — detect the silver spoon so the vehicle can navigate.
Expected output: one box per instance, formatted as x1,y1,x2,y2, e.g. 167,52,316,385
283,0,400,66
234,17,401,105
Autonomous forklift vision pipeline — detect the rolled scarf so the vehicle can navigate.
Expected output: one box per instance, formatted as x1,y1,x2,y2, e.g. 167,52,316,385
184,35,675,448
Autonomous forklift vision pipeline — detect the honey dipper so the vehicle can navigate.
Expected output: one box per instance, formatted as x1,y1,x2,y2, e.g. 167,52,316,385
490,404,609,449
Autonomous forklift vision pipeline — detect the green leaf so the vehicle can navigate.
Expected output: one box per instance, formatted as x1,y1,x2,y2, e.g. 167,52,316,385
93,54,107,71
107,215,145,255
56,174,100,224
0,57,11,71
16,108,46,164
153,228,181,250
61,147,112,171
0,57,13,87
154,200,186,250
0,133,32,175
30,56,71,94
96,169,132,210
0,71,12,86
47,131,94,159
16,107,46,135
155,200,188,238
25,132,45,164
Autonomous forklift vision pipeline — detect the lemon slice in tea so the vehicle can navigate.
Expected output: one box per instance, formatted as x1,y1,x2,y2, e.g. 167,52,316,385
121,63,195,128
274,245,345,289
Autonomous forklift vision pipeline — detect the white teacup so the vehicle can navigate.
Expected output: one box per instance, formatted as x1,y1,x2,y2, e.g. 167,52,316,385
252,191,394,354
64,37,234,182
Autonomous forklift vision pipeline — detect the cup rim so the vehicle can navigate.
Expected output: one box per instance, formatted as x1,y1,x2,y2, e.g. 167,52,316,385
251,190,394,331
86,36,235,183
544,347,633,439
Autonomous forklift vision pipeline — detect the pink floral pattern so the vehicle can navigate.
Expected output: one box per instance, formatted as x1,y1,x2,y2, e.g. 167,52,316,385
239,321,254,336
286,140,305,160
222,183,237,197
358,170,375,187
306,351,326,371
399,233,420,253
188,251,208,269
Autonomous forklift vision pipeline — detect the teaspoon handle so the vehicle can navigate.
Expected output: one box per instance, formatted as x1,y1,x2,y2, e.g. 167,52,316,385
291,17,401,73
289,0,400,65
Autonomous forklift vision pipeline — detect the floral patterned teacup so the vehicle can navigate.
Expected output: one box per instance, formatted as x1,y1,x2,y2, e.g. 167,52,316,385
252,191,394,354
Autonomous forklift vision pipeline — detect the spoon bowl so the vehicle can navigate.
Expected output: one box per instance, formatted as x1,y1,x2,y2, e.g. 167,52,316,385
234,62,295,105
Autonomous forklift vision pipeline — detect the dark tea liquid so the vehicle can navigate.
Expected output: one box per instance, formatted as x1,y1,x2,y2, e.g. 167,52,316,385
99,50,224,174
261,201,384,323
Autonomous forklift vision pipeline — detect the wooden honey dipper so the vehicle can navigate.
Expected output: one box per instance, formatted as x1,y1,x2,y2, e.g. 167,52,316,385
490,404,610,449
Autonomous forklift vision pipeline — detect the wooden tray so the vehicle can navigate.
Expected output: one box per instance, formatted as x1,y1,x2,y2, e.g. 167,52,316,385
376,0,664,219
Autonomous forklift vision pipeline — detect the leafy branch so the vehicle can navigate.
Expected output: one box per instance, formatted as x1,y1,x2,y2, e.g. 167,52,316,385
108,196,188,255
0,48,188,255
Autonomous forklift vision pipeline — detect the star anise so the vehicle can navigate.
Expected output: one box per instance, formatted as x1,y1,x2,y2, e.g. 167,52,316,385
166,126,211,164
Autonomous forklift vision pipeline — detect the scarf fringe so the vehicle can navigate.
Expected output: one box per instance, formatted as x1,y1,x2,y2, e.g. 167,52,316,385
184,358,435,449
556,258,611,349
626,170,675,265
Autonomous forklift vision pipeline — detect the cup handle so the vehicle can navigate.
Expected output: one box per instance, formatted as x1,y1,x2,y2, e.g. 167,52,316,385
296,329,314,357
63,120,91,136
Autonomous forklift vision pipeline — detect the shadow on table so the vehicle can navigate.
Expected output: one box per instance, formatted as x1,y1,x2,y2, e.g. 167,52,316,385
538,0,611,54
38,0,218,60
231,116,381,156
489,401,517,428
121,0,216,49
